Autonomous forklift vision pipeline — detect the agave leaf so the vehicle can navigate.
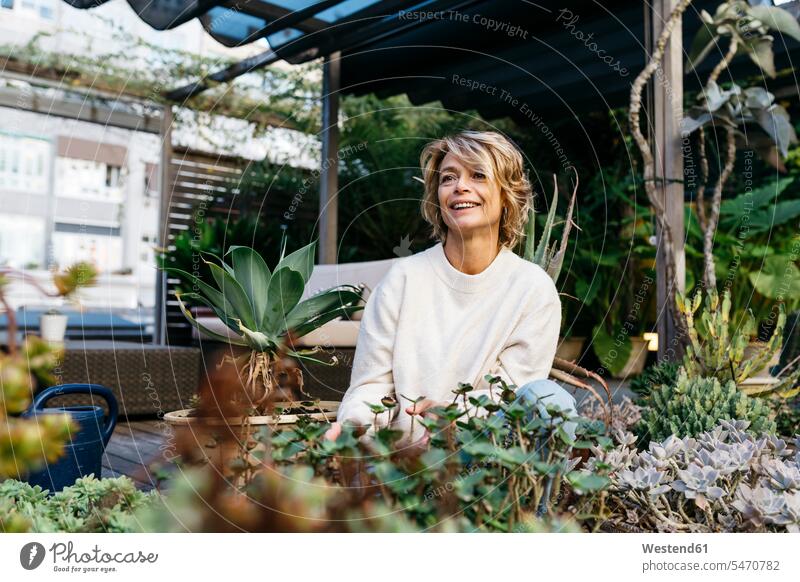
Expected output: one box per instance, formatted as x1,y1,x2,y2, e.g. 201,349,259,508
523,206,536,262
282,286,363,335
533,175,559,267
162,266,234,314
290,305,363,338
237,320,276,352
284,347,338,367
175,293,247,346
205,261,257,330
274,240,317,285
180,292,239,334
200,251,234,276
263,267,305,334
227,246,271,326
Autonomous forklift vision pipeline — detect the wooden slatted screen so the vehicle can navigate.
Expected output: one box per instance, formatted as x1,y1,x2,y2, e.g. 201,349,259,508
163,147,316,345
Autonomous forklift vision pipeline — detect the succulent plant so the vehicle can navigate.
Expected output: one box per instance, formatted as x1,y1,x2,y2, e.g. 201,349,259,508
164,240,363,410
638,368,776,442
677,289,800,397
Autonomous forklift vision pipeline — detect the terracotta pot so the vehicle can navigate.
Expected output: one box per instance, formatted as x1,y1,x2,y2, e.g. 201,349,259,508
556,336,585,362
612,337,649,379
163,401,340,479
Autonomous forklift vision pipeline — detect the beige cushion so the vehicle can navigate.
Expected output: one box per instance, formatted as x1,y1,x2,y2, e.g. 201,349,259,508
194,317,360,348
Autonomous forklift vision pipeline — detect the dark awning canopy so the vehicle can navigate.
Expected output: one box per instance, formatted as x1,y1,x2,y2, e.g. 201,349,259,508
60,0,800,120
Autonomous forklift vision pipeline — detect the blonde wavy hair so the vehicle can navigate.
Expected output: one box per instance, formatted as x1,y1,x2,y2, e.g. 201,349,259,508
419,130,532,249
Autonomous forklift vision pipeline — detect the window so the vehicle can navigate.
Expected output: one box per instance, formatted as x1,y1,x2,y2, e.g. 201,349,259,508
52,225,123,273
0,214,45,269
0,0,14,10
105,165,121,188
0,134,49,194
55,158,124,202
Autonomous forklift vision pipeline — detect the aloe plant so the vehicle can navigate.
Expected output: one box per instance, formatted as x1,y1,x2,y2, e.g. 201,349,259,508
163,239,363,410
522,173,577,282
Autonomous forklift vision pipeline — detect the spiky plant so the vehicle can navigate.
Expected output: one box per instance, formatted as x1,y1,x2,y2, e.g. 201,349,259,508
163,240,363,411
53,261,98,301
522,173,578,282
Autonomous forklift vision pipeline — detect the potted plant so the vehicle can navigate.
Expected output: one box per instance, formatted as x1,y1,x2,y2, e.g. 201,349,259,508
40,262,98,343
160,240,363,471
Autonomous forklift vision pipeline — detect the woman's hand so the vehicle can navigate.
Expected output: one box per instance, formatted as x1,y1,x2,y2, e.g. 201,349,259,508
404,398,445,418
324,421,342,441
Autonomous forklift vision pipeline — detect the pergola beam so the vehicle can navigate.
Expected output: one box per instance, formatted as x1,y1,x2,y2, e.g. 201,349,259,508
318,51,340,265
651,0,687,360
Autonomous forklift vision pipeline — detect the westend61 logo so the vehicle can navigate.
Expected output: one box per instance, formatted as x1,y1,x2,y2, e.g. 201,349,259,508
20,541,158,574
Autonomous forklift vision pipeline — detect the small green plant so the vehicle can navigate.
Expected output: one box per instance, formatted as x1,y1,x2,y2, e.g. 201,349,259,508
630,361,680,400
139,376,613,532
0,277,73,481
677,289,800,396
638,369,775,442
0,475,156,533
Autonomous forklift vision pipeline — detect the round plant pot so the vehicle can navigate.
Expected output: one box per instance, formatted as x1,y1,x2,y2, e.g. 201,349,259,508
612,337,649,379
556,336,585,362
742,342,781,378
164,401,340,479
39,313,68,343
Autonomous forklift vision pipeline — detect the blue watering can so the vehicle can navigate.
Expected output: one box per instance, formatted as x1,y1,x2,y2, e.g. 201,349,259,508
22,384,118,492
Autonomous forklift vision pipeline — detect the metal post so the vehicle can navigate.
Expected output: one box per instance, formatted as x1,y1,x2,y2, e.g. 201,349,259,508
154,104,172,345
319,51,340,265
652,0,686,361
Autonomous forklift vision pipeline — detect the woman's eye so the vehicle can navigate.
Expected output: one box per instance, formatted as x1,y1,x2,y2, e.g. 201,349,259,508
440,175,454,183
473,172,486,180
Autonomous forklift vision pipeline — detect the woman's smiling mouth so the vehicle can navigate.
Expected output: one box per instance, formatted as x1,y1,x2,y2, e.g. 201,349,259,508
449,200,482,212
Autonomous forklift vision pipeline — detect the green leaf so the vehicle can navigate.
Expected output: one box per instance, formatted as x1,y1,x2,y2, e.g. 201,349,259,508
206,261,256,329
179,292,239,333
263,267,305,334
174,293,247,346
282,286,362,334
749,5,800,42
591,324,632,377
162,266,233,315
274,240,317,285
566,472,609,493
227,246,271,326
289,305,363,338
748,255,800,299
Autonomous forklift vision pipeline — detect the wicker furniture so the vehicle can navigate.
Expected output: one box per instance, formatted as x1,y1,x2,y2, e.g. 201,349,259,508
45,341,200,416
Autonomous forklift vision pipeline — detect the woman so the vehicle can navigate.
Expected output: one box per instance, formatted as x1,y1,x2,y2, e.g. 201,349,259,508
326,130,577,445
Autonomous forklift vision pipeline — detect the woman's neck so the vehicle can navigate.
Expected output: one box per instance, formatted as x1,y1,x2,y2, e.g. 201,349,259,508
443,234,501,275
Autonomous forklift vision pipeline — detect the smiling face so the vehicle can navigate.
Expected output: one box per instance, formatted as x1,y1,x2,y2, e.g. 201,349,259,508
437,152,504,242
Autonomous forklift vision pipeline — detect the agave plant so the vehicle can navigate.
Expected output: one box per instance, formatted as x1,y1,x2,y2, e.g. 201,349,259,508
163,240,363,411
519,173,612,418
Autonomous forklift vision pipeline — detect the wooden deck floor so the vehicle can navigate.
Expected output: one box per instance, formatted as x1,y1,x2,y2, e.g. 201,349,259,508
102,419,171,491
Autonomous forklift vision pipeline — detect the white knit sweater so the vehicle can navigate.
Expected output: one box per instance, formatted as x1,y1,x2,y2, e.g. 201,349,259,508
336,241,561,438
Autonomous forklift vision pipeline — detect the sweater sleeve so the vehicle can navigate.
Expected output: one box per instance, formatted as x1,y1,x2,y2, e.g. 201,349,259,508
501,275,561,387
474,270,561,399
336,266,402,431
